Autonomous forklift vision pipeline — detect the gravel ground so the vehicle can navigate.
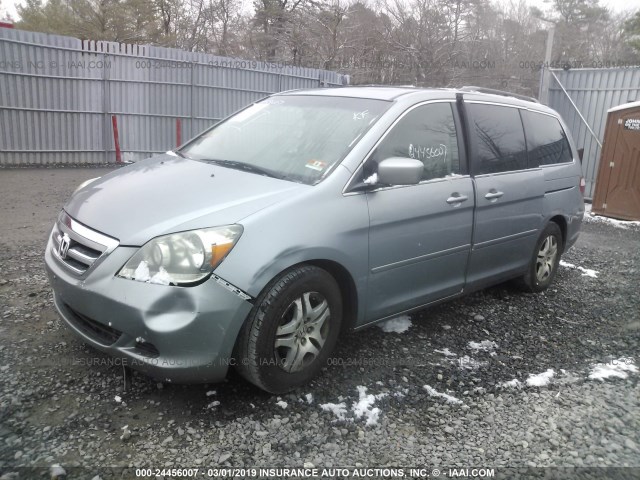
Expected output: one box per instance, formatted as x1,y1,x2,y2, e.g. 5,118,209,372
0,168,639,479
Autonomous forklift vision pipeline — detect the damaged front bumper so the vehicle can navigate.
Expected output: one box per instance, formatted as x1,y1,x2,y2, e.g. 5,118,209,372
44,231,253,384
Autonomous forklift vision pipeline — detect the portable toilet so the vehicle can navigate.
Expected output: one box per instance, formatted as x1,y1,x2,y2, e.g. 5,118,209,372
592,101,640,221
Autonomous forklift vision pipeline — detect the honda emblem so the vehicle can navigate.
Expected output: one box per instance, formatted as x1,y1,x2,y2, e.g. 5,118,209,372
59,233,71,259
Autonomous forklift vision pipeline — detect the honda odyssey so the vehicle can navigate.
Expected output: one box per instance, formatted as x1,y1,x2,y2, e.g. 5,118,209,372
44,86,585,393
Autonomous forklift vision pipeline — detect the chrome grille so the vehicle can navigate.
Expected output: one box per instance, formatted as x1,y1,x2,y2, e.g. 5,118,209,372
51,211,119,276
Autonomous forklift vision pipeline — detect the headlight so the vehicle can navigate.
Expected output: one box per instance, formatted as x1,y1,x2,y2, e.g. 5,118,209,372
117,225,243,286
73,177,100,194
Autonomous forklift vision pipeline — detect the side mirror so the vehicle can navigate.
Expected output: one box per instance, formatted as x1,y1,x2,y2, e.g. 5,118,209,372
377,157,423,185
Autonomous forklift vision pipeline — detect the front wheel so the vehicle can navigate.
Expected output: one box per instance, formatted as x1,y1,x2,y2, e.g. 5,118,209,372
519,222,563,292
234,265,342,393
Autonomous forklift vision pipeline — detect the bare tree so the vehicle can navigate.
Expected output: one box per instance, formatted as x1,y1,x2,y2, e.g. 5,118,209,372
200,0,243,55
252,0,308,60
12,0,640,95
624,10,640,54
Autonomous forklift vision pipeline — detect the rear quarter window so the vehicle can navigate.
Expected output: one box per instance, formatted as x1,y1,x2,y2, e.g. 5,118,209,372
521,110,574,167
468,104,528,174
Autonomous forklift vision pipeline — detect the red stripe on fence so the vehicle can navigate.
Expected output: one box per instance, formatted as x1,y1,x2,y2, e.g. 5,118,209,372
111,115,122,164
176,118,182,147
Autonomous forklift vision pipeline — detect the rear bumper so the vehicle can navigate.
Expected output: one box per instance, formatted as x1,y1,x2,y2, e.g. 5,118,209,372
45,232,253,384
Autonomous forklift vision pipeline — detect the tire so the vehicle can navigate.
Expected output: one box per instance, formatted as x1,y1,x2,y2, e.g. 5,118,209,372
234,265,343,393
519,222,563,293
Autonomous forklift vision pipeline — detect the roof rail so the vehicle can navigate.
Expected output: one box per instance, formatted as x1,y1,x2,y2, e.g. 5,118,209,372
460,86,539,104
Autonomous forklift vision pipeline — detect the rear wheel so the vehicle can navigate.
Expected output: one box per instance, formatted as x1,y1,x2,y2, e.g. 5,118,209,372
520,222,563,292
234,265,342,393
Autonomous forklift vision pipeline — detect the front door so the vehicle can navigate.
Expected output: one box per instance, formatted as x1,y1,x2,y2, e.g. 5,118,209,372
364,102,475,321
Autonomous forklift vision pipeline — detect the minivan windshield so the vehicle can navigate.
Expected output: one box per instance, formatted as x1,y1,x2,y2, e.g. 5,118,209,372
181,95,389,185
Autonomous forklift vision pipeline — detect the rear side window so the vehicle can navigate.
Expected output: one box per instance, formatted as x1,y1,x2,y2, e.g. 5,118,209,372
468,104,527,174
367,102,460,181
521,110,573,166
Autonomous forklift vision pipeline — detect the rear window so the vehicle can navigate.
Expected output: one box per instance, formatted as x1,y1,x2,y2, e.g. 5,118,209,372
521,110,573,166
468,104,528,174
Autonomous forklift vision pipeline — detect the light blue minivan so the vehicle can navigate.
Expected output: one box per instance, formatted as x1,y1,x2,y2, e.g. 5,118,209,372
45,86,585,393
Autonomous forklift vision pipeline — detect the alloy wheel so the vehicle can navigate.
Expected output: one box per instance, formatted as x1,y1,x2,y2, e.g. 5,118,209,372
536,235,558,283
274,292,330,373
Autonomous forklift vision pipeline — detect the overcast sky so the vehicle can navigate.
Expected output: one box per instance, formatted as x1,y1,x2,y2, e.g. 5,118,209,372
2,0,640,23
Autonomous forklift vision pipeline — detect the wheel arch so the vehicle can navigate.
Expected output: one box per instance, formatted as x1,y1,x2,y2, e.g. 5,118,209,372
548,214,567,248
243,258,360,334
232,259,360,392
304,259,359,332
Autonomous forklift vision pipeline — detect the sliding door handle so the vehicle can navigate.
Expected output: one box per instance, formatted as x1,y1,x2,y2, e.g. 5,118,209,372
485,190,504,200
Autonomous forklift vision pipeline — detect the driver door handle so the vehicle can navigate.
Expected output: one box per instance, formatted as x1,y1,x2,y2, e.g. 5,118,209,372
446,194,469,205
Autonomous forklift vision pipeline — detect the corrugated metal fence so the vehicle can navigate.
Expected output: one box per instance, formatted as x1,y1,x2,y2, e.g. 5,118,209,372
0,28,348,165
543,67,640,198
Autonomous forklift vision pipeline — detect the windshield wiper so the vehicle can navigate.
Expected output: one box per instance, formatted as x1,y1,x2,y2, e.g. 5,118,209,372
199,159,283,180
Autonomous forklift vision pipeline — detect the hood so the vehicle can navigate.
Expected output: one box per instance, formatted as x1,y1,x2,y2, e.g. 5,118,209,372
64,155,308,245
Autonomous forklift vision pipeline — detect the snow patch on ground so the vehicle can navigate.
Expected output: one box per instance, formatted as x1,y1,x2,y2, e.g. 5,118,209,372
499,379,522,389
468,340,498,353
456,355,487,370
320,386,388,425
305,393,314,404
320,402,348,421
588,358,638,381
434,348,457,357
353,386,387,426
560,261,598,278
526,369,555,387
423,385,462,404
377,315,412,333
434,346,486,370
584,203,640,229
